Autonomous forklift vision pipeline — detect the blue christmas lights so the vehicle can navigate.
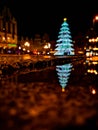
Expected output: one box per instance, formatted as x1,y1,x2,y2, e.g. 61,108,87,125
56,63,73,90
54,18,75,56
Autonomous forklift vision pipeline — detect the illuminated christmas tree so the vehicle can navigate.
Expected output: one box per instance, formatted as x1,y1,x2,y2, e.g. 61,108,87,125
56,63,73,92
54,18,74,56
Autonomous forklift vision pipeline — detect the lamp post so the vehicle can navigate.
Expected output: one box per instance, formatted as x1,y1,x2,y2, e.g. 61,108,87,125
43,42,51,55
92,15,98,37
93,15,98,27
24,41,30,54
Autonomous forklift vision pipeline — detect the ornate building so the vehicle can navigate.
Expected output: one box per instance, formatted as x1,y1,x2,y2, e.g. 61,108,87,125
0,6,53,54
0,6,17,53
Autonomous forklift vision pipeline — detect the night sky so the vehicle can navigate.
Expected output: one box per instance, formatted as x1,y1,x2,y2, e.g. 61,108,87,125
0,0,98,40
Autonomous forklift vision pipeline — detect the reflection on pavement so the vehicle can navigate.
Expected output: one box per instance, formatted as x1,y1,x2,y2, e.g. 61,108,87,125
0,58,97,129
56,63,73,92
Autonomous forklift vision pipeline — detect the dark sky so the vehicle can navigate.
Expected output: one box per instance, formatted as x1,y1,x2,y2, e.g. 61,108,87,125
0,0,98,40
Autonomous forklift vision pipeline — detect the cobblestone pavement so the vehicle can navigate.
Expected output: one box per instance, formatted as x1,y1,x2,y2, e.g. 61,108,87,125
0,56,97,130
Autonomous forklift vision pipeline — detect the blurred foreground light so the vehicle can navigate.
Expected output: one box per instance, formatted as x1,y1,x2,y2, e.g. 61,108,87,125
95,15,98,20
91,88,96,95
22,54,31,60
62,88,65,92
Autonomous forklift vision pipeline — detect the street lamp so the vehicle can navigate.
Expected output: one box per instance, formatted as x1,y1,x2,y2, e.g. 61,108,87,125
92,15,98,36
24,41,30,47
24,41,30,53
93,15,98,26
43,42,51,54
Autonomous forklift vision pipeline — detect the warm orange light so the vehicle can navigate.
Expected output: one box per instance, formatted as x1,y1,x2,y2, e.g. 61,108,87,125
62,88,65,92
93,15,98,25
24,41,30,47
91,89,96,95
95,16,98,20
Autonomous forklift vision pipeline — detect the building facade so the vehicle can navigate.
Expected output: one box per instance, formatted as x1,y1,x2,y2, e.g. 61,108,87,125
0,6,17,53
0,6,54,55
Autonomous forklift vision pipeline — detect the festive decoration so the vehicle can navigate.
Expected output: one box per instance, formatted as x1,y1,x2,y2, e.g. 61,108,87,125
54,18,74,56
56,63,73,91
